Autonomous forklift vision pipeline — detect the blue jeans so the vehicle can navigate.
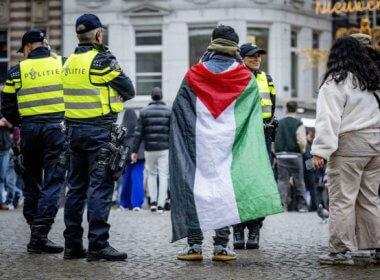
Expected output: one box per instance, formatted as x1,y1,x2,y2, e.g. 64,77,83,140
119,161,144,209
63,124,114,251
20,122,66,226
0,150,10,204
4,149,22,205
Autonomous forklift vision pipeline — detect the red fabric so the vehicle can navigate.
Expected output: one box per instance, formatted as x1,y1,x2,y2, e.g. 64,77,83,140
185,63,252,119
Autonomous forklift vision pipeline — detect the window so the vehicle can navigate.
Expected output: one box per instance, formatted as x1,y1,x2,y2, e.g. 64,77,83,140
291,52,298,98
0,31,8,84
312,32,320,98
247,28,269,72
291,30,298,48
135,53,162,95
136,30,162,46
189,27,213,67
290,30,298,98
135,28,162,96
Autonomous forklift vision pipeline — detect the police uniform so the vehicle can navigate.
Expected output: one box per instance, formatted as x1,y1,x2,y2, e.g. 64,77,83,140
62,14,135,261
1,30,65,253
255,70,276,154
233,43,276,250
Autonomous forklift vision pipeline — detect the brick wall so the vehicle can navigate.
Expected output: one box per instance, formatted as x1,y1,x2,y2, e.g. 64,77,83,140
7,0,62,66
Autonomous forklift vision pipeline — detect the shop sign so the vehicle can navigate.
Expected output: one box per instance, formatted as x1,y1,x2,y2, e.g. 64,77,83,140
315,0,380,15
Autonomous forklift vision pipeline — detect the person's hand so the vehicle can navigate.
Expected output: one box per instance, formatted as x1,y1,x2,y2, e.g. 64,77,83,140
312,155,325,169
272,157,277,168
131,153,138,163
0,119,5,126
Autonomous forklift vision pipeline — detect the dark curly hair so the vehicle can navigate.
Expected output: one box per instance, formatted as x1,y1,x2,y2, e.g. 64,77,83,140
321,36,380,91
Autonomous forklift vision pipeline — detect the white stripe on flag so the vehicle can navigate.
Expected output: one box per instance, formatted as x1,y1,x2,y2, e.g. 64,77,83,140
194,98,241,231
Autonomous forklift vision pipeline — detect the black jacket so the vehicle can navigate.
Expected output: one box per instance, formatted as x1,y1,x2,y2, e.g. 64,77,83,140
132,101,171,152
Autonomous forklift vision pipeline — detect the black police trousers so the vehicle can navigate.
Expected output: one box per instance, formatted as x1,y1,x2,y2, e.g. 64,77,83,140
63,124,114,251
20,122,65,226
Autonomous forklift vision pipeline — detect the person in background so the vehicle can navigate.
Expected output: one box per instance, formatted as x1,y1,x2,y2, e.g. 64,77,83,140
232,43,277,250
119,108,144,211
131,87,171,214
312,36,380,265
9,126,24,209
303,128,317,211
0,114,13,210
275,101,308,212
3,132,23,210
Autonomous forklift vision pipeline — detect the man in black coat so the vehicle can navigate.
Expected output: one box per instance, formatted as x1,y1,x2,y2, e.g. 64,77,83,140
131,87,171,213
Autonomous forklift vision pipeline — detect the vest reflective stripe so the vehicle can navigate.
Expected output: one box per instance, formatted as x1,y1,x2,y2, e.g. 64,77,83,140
18,97,64,109
110,96,118,103
260,91,271,101
109,87,124,111
256,71,273,119
64,102,102,109
17,84,63,96
19,56,64,117
261,106,272,113
63,89,100,96
62,49,124,119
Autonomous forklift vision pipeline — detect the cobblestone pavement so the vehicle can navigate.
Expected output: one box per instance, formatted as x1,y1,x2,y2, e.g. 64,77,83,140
0,209,379,280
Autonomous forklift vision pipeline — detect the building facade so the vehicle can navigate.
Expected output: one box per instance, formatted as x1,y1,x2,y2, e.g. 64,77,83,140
0,0,62,84
70,1,331,116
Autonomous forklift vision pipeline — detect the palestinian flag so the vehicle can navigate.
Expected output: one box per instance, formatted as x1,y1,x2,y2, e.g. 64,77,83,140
170,62,283,242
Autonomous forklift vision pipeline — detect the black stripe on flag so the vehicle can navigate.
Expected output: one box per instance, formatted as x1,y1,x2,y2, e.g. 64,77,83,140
170,79,200,242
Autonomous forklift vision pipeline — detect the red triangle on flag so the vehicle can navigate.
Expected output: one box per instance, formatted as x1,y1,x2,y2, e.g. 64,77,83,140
186,63,252,119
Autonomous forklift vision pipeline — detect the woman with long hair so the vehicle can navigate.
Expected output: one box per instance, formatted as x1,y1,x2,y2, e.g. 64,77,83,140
312,36,380,265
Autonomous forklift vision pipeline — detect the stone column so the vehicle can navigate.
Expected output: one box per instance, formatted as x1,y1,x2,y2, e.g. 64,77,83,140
162,21,188,105
297,27,313,101
318,31,332,84
269,21,291,112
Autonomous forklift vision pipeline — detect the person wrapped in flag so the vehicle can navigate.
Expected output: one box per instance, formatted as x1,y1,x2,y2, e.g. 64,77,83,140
170,25,283,262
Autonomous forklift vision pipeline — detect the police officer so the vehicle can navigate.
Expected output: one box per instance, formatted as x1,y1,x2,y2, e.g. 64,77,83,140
233,43,276,250
62,14,135,261
1,30,65,253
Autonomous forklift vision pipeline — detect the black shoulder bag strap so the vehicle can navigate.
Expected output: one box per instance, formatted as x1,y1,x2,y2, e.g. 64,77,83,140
373,92,380,110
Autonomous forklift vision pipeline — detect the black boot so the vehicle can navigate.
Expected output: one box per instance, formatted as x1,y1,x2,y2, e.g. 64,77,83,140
233,227,245,250
246,225,260,249
64,247,87,259
27,225,63,254
87,245,128,262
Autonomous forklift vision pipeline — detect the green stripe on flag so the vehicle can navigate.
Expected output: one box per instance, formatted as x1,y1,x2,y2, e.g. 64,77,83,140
231,77,283,222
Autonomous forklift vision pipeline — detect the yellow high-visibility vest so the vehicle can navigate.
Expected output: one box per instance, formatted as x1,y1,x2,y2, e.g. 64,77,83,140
18,56,64,116
62,49,123,119
256,71,275,119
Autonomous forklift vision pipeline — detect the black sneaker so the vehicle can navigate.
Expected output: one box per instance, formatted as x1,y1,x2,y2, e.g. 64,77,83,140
246,229,260,249
64,247,87,260
87,245,128,262
157,206,164,214
150,202,157,212
233,230,245,250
